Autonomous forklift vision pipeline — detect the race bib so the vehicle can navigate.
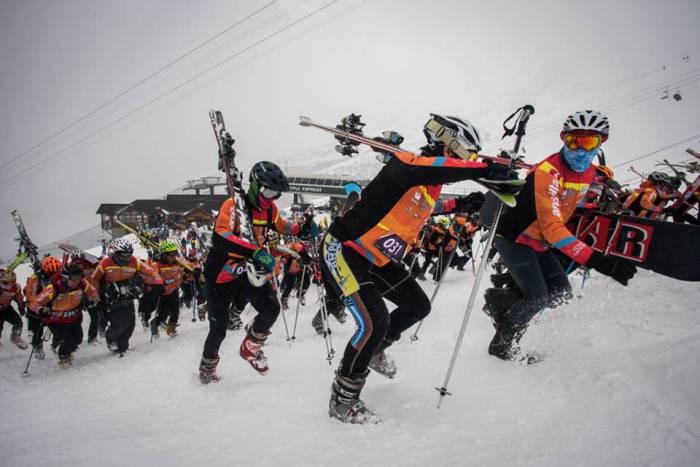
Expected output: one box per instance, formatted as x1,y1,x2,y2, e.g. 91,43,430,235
375,234,407,263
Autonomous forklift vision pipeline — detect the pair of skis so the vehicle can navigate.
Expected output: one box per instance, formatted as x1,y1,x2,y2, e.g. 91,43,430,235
298,116,527,206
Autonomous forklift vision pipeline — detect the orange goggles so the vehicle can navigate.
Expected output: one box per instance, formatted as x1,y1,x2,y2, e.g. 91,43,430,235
564,133,602,151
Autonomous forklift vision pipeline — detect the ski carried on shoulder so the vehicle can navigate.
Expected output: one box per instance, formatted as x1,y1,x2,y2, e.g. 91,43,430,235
299,115,526,208
209,110,269,286
114,221,195,273
11,210,48,283
5,251,29,271
57,242,100,264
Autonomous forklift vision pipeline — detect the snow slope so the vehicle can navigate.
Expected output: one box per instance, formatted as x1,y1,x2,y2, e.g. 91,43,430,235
0,239,698,467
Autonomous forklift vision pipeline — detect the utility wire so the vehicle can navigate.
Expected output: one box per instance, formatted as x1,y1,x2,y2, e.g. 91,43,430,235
612,133,700,169
0,0,279,172
0,0,342,192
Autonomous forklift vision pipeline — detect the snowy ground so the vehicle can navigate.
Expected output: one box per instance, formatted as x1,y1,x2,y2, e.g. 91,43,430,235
1,252,698,467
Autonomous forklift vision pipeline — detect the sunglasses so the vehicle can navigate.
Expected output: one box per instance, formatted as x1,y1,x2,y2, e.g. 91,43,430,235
260,186,281,200
564,133,602,151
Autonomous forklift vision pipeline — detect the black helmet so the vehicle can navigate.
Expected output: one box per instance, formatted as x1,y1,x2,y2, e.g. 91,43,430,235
248,161,289,204
61,263,84,279
249,161,290,192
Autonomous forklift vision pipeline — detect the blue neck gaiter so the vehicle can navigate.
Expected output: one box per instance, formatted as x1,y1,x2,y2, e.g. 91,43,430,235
561,146,598,173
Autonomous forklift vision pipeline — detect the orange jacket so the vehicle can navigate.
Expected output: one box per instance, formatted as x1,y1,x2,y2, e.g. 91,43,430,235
156,260,187,296
0,281,24,309
30,277,98,324
91,256,162,290
330,150,488,267
622,183,676,219
212,197,300,284
498,152,595,264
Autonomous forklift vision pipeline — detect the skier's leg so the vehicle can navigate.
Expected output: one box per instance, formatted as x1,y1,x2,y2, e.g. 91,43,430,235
201,281,236,360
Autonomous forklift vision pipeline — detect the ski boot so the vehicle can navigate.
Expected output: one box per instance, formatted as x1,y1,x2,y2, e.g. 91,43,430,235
368,338,397,379
228,310,242,331
87,336,100,346
488,321,527,362
239,324,270,375
140,315,149,331
329,370,381,424
197,303,208,321
490,272,517,289
33,343,45,360
150,320,160,339
106,340,120,353
280,296,289,311
10,328,28,350
482,287,522,329
166,322,178,338
57,354,73,369
311,310,325,335
199,356,221,384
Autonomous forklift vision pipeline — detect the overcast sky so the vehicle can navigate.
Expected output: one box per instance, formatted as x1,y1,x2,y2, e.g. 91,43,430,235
1,0,699,258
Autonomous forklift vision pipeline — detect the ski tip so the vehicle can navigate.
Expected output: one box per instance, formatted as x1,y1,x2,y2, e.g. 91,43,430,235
299,116,312,126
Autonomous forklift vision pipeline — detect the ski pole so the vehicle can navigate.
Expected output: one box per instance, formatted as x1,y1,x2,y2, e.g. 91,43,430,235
436,104,534,408
291,265,307,341
410,231,463,342
316,281,336,364
22,326,47,376
191,282,197,323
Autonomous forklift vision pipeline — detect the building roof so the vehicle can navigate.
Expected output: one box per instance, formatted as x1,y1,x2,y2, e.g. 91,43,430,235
95,203,129,215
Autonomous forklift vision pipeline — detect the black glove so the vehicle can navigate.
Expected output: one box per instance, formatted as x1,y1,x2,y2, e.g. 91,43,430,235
454,192,486,213
299,251,313,266
484,159,519,181
18,304,26,317
585,251,637,286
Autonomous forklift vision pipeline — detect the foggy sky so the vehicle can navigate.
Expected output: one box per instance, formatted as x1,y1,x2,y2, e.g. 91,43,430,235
1,0,699,258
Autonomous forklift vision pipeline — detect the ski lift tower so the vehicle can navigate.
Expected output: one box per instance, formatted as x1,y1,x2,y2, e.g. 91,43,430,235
182,176,227,196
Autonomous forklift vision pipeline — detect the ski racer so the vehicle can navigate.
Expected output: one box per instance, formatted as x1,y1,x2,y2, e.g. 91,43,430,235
91,238,163,356
30,263,98,368
622,171,678,219
320,113,516,423
150,241,189,338
0,268,28,349
24,256,62,358
198,161,300,383
485,110,637,362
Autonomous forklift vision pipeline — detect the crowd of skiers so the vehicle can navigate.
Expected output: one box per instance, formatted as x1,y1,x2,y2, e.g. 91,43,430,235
1,108,697,425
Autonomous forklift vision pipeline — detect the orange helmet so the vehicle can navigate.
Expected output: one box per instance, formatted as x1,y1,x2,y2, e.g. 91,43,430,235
41,255,62,273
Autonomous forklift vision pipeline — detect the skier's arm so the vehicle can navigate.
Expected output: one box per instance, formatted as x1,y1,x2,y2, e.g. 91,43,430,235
272,208,301,237
213,198,259,259
136,259,163,285
533,168,593,265
31,284,56,311
90,262,106,292
390,151,490,187
639,189,663,214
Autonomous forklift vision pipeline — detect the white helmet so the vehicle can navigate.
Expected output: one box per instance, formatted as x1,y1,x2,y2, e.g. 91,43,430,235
111,238,133,255
424,114,482,159
562,110,610,136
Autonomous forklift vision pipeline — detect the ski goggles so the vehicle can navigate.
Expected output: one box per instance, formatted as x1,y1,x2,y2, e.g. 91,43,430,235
260,186,281,200
563,133,602,151
424,119,479,160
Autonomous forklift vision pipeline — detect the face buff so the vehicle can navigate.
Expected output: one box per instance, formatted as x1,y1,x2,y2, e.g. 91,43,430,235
562,146,598,173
